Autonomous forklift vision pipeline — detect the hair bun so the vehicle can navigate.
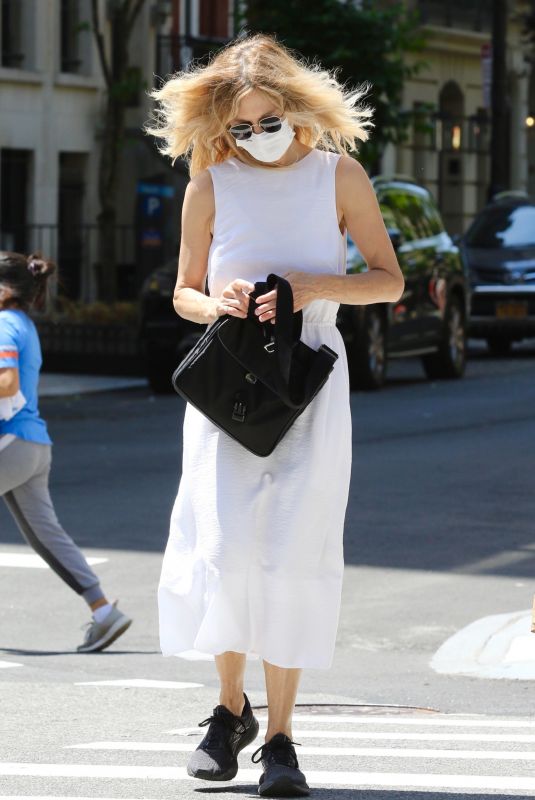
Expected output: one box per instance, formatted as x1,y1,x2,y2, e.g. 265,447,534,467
26,252,55,278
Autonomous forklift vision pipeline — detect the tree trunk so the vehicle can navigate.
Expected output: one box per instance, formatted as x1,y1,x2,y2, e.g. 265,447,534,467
97,95,125,302
91,0,147,302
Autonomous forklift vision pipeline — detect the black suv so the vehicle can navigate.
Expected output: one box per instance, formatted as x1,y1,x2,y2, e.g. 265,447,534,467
337,175,470,389
139,175,470,392
139,263,204,393
455,192,535,355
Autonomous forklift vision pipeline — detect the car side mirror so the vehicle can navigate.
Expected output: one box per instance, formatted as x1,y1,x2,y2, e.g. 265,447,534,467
388,228,403,250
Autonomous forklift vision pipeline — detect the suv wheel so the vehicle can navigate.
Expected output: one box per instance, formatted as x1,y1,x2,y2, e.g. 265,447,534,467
349,307,387,390
486,336,513,356
421,294,466,380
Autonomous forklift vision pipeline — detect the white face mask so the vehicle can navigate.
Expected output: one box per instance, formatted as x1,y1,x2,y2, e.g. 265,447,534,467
236,117,296,163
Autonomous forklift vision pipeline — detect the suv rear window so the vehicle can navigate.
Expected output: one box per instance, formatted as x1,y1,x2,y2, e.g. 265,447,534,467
465,204,535,248
380,187,443,242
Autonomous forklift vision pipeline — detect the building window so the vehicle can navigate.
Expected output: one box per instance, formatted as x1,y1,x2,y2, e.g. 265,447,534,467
1,0,25,69
60,0,91,75
416,0,491,32
58,153,87,299
0,149,32,253
60,0,82,72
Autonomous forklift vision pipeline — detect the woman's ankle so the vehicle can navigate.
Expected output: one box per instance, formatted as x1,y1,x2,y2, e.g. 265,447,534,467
219,689,245,716
265,725,292,742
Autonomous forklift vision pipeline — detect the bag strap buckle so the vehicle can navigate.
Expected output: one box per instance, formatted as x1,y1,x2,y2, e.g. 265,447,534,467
232,399,247,423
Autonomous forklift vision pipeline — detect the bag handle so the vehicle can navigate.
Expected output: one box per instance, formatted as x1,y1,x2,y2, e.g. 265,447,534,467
248,273,302,385
246,273,337,408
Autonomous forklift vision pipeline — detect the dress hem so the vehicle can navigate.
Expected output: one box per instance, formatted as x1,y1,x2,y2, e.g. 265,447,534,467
160,646,335,671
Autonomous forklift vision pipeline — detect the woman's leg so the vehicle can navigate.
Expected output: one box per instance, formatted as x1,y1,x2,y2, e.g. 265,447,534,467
0,439,107,607
215,651,247,715
263,660,302,741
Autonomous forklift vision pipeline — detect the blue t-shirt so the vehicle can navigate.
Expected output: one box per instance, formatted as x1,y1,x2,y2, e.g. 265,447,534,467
0,309,52,445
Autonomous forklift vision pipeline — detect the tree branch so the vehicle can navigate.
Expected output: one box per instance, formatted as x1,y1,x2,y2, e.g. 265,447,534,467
126,0,148,36
91,0,112,88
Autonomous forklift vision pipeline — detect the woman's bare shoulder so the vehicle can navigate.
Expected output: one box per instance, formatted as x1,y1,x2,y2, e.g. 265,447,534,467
335,155,376,211
184,168,215,221
335,153,369,183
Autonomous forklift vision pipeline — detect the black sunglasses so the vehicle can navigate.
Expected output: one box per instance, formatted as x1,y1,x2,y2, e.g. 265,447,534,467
227,115,283,141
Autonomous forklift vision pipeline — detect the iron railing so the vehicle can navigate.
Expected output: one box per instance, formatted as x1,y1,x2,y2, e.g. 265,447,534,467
0,224,138,301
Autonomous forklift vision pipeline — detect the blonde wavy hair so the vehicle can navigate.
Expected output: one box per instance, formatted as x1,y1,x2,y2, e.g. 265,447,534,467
144,32,375,176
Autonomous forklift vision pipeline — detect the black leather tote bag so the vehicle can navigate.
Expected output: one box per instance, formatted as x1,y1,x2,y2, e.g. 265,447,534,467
171,273,338,457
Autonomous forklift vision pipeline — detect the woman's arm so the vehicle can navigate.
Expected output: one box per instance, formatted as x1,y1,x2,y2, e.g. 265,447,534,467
172,170,218,324
173,170,253,324
0,367,20,398
254,156,405,321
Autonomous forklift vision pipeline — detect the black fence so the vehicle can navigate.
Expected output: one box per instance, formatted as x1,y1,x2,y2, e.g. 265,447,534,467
0,224,138,301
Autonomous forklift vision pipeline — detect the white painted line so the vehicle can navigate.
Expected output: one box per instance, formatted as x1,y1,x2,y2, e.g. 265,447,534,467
64,741,535,760
2,763,535,791
0,660,23,669
74,679,203,689
257,713,535,729
0,554,107,569
170,726,535,743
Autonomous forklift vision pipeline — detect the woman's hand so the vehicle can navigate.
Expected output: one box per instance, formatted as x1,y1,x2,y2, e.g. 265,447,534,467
254,271,318,323
215,278,255,320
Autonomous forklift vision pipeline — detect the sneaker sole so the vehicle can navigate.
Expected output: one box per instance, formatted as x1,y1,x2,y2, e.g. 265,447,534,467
187,716,260,782
77,617,132,653
258,775,311,798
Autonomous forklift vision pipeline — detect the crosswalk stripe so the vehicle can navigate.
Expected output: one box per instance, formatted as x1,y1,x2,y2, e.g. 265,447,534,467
1,763,535,791
0,660,23,669
65,741,535,760
74,679,203,689
169,726,535,743
256,713,535,729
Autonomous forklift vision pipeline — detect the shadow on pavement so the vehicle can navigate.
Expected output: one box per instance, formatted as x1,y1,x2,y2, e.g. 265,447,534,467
194,788,527,799
0,646,159,657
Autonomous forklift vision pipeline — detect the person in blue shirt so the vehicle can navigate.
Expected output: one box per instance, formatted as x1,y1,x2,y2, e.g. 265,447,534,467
0,250,132,651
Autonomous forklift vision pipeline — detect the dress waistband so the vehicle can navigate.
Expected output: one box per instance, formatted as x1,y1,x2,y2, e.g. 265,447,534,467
302,319,337,327
301,299,339,327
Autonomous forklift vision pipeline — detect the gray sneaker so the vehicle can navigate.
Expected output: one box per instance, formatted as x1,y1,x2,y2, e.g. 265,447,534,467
77,601,132,653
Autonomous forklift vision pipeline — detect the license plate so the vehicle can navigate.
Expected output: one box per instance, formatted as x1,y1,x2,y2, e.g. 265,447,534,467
495,300,528,318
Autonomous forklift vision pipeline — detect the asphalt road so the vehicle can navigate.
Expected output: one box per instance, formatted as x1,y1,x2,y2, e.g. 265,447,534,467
1,338,535,798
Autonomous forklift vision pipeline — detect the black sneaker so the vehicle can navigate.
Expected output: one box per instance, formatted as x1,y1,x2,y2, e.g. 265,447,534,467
187,693,259,781
252,733,310,797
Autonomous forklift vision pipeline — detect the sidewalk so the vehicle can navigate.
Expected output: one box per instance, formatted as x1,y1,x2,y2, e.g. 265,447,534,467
40,373,148,397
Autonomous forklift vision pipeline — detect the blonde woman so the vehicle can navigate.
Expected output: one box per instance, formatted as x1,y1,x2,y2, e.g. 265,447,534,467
146,33,404,797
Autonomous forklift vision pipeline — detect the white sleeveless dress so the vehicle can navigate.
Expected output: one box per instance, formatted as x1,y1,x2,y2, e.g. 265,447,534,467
158,148,352,669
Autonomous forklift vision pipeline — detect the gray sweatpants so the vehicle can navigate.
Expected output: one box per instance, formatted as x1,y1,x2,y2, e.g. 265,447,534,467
0,436,104,605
